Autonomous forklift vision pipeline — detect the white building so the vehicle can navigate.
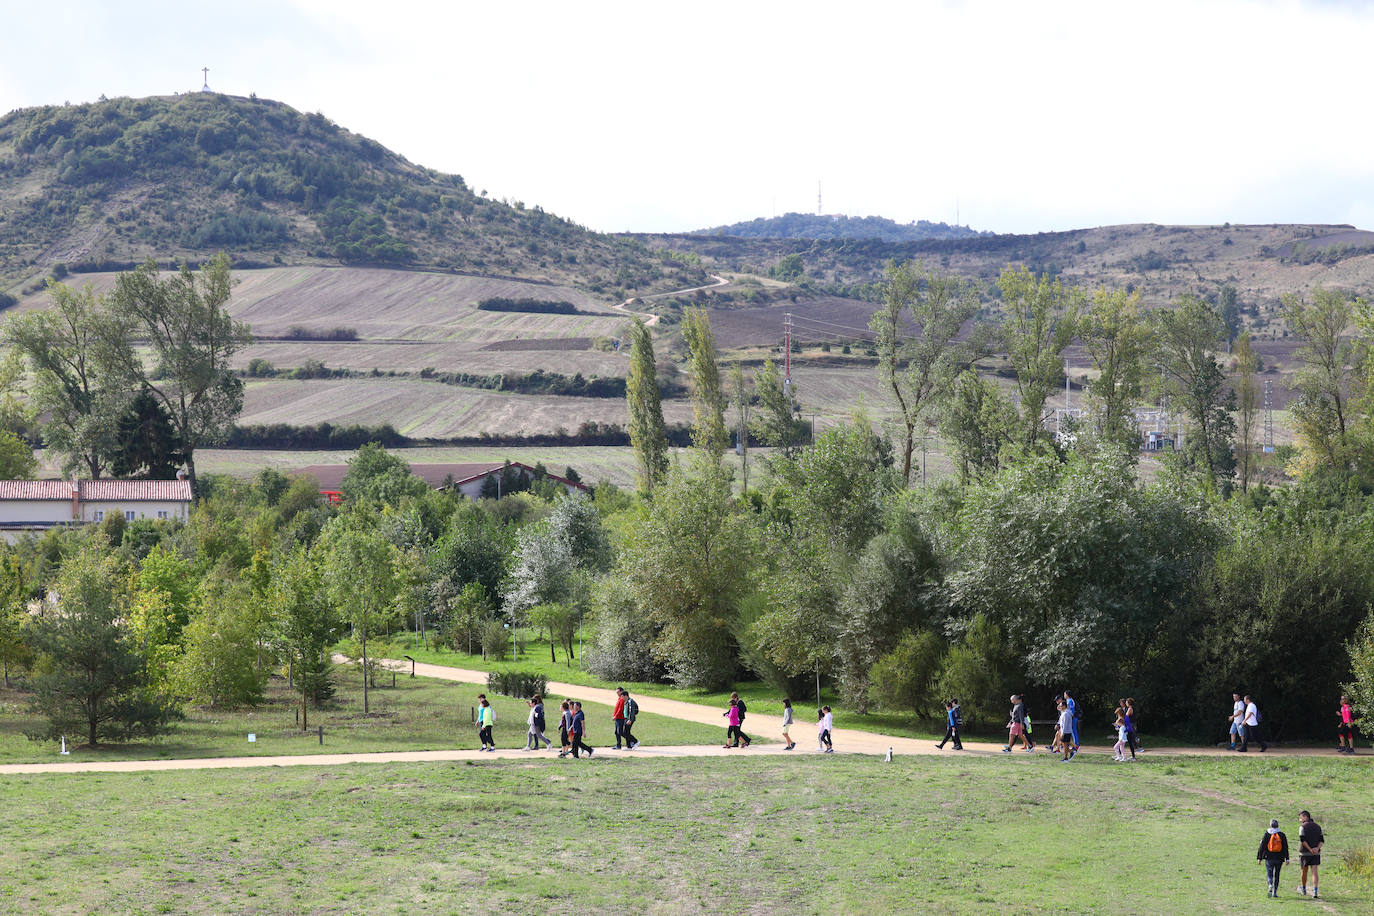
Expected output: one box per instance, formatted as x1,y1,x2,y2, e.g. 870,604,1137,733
0,479,193,542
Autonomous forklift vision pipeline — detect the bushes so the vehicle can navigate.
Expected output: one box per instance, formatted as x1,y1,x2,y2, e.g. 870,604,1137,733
486,669,547,699
476,298,580,315
283,326,358,341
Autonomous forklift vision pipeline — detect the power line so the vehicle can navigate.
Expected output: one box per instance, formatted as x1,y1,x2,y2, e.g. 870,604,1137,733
786,314,878,337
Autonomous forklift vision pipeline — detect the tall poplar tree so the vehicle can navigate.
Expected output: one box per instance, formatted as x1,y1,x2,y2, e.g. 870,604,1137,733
1234,331,1260,491
626,319,669,492
682,308,728,461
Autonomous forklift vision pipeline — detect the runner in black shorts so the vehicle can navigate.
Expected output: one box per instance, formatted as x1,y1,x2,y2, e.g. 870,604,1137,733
1298,810,1323,899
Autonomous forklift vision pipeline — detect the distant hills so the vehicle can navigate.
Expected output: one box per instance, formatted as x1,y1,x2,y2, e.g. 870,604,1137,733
694,212,986,242
0,94,706,297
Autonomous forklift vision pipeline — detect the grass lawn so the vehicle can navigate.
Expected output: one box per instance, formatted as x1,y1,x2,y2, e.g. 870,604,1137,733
0,665,724,764
390,632,950,742
0,754,1370,914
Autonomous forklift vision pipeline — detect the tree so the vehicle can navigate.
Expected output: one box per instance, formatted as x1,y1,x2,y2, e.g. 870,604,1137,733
1347,609,1374,724
1284,288,1357,470
2,281,136,478
319,519,398,713
938,370,1017,481
1154,295,1237,492
1079,286,1150,453
109,254,253,490
340,443,429,505
619,456,753,687
0,554,32,687
682,308,729,461
26,542,177,746
996,265,1082,450
626,318,669,492
867,629,946,717
752,358,805,458
270,546,339,729
111,391,185,479
1234,331,1261,491
870,260,982,485
127,543,197,691
174,570,266,708
730,360,752,492
0,430,37,480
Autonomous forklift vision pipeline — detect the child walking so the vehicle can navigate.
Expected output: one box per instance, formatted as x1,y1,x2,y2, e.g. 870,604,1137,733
817,706,834,753
1112,708,1128,761
557,700,573,758
724,698,742,748
781,698,795,750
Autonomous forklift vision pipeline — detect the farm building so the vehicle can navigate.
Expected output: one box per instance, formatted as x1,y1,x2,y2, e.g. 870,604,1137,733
0,479,194,542
293,461,588,503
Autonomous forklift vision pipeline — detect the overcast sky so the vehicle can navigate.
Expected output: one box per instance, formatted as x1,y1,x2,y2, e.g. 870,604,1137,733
3,1,1371,235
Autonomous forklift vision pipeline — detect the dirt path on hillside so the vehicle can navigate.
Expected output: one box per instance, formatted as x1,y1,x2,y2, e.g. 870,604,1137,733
0,659,1362,775
610,274,729,327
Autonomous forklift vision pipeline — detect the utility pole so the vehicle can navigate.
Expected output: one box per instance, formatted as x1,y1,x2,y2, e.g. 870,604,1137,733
1263,379,1274,453
783,313,793,400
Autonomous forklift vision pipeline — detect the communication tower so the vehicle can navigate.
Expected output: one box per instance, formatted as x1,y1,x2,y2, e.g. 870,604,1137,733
201,67,211,92
1263,379,1275,453
817,181,822,216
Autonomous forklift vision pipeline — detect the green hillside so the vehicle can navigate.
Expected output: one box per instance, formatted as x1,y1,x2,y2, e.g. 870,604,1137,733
0,93,706,297
694,211,986,241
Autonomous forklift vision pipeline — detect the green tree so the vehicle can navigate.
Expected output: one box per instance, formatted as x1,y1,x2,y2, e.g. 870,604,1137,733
681,307,728,461
751,358,805,458
109,254,253,490
1154,295,1236,492
626,319,669,492
0,430,37,480
1284,288,1357,470
1079,287,1150,453
867,629,946,717
619,457,753,688
319,519,398,713
174,570,266,707
26,542,177,746
938,370,1017,481
340,443,429,505
111,390,185,479
1234,331,1260,491
270,546,339,729
730,360,752,492
870,260,983,485
996,265,1082,450
1347,610,1374,724
2,281,136,478
0,554,32,687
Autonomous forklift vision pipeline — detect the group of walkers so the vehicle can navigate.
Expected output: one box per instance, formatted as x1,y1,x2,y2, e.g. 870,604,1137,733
1256,811,1326,899
728,695,834,753
1227,693,1362,755
473,688,641,759
940,691,1142,762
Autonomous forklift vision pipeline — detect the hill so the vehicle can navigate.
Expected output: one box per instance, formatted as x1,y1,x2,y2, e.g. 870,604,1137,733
0,93,707,297
693,211,985,241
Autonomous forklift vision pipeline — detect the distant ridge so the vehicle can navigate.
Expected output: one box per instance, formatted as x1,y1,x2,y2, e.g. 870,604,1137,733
692,212,987,242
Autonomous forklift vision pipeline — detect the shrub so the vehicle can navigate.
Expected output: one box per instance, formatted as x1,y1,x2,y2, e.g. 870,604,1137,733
479,618,509,661
476,298,579,315
486,669,548,699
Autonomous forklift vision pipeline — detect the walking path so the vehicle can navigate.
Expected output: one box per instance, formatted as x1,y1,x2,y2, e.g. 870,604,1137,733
608,274,729,326
1,658,1360,775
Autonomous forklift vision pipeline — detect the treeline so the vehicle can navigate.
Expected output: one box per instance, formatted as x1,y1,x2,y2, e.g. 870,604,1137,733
224,420,698,450
239,361,630,398
282,326,358,341
476,298,581,315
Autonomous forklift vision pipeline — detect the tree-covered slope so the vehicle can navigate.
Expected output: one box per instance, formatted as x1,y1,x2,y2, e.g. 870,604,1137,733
0,94,705,297
693,211,986,242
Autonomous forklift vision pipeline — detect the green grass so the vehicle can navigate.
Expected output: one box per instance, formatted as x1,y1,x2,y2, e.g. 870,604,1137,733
390,632,947,741
0,665,723,763
0,754,1370,914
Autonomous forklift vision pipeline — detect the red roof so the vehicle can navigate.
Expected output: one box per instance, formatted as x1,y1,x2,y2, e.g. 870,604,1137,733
0,480,193,501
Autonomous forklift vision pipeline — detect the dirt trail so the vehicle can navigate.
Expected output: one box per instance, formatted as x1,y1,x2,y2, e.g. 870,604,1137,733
609,274,728,327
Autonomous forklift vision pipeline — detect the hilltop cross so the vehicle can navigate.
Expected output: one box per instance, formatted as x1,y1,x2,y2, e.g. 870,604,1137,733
201,67,210,92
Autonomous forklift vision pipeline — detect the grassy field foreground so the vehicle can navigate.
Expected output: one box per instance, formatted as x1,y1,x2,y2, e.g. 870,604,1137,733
1,755,1370,914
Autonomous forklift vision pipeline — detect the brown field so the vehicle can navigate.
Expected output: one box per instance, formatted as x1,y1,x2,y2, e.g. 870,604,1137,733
240,377,693,438
233,341,630,376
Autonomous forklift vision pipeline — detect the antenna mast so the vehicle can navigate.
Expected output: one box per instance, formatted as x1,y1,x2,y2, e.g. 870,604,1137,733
817,181,822,216
1263,379,1274,453
784,313,793,397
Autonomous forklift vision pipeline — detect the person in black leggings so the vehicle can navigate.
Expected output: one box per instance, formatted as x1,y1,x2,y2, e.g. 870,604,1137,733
570,701,594,758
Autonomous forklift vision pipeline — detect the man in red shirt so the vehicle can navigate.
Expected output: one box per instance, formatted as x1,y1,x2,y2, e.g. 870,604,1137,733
612,688,628,749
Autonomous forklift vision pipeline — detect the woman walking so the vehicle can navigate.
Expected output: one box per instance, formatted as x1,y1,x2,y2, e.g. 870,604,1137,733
477,697,495,751
781,698,795,750
526,694,552,750
817,706,834,753
557,700,573,757
1338,695,1357,754
1257,818,1290,898
1111,708,1128,761
724,698,742,748
1125,697,1140,756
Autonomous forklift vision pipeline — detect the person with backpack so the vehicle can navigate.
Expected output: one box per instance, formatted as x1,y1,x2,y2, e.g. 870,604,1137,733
526,694,551,751
781,698,795,750
612,688,629,749
1241,695,1267,752
935,699,963,750
569,701,593,758
1297,810,1323,898
1337,695,1357,754
621,689,640,749
477,697,495,751
1257,818,1290,897
1228,692,1246,751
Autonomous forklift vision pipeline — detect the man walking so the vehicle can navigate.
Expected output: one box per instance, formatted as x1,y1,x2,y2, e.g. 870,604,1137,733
1063,689,1080,758
1228,692,1245,750
612,688,628,749
570,701,594,758
621,689,640,749
1056,699,1075,762
1241,695,1267,752
1297,810,1323,898
936,700,963,750
1257,818,1290,897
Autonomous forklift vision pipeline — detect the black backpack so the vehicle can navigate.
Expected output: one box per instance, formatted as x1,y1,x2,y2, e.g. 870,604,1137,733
625,697,638,719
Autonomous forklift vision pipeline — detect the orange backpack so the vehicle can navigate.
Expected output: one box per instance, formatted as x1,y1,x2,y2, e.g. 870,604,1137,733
1267,832,1283,853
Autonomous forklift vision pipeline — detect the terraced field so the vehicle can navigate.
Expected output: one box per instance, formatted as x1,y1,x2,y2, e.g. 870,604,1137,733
234,340,630,376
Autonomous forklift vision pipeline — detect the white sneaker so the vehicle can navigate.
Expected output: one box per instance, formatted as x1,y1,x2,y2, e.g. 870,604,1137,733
1297,887,1307,896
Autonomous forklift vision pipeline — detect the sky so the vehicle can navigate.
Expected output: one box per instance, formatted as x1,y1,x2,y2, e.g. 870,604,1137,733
3,0,1372,235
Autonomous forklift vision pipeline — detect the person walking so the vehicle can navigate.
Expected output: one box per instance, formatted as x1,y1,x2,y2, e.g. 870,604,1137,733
724,698,742,748
1121,698,1137,760
1241,695,1267,752
1063,689,1080,758
569,701,594,758
1056,700,1074,762
936,700,963,750
1338,695,1357,754
821,706,834,753
1257,818,1290,897
557,700,573,758
781,698,795,750
527,694,552,750
621,689,640,749
1297,810,1323,898
1003,695,1031,753
612,688,628,749
1111,708,1128,761
477,697,495,751
1228,692,1245,751
733,692,751,748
